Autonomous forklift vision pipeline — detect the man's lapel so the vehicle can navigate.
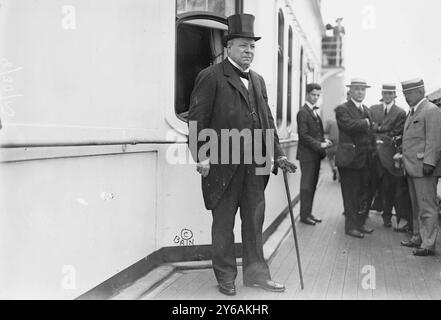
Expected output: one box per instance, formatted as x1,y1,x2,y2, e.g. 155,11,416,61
249,70,267,127
303,104,316,119
384,104,399,124
363,105,372,122
347,100,364,119
405,100,426,131
304,104,324,133
223,59,250,106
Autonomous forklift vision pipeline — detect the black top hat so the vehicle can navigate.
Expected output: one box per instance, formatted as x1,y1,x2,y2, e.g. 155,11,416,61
223,14,261,47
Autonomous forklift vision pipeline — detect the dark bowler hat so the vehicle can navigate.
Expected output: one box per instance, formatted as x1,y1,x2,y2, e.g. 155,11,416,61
223,13,261,47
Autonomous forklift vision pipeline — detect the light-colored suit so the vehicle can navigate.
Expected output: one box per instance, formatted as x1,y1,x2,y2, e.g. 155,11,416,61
403,98,441,250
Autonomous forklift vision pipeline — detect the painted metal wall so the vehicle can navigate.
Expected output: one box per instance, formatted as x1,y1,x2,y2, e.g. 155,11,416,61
0,0,320,298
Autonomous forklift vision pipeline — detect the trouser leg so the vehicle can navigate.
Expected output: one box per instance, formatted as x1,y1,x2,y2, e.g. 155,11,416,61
240,165,270,283
299,159,321,220
359,160,373,226
394,176,412,228
211,166,244,284
407,177,422,244
381,171,395,223
339,167,362,231
413,177,439,251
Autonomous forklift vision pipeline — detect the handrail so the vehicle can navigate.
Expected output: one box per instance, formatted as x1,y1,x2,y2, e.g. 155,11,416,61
0,139,188,148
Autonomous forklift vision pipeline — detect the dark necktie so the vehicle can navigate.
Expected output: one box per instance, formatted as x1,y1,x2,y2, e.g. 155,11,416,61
384,107,388,117
410,107,415,116
233,66,249,80
237,70,249,80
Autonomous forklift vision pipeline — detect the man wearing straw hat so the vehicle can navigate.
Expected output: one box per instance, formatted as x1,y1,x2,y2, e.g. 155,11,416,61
399,78,441,256
369,84,412,231
335,79,376,239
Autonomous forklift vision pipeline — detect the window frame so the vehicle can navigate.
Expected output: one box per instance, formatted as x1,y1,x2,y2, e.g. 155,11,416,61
172,0,243,127
286,25,294,133
276,9,285,129
174,12,228,122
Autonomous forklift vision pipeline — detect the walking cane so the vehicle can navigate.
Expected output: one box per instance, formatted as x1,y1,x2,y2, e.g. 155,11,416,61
282,170,305,290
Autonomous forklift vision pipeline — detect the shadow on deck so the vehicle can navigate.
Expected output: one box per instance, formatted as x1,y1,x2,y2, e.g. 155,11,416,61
142,169,441,300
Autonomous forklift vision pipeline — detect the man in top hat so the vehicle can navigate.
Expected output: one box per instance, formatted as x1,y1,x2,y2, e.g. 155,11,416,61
399,78,441,256
296,83,333,226
368,84,412,230
335,79,376,239
188,13,297,296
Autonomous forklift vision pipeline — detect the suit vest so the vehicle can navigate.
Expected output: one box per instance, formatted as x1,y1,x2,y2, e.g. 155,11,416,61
242,77,261,130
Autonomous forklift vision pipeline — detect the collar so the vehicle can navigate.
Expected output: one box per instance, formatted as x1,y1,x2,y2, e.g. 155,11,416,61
351,98,363,109
305,101,318,111
228,57,250,73
383,101,394,112
411,98,426,112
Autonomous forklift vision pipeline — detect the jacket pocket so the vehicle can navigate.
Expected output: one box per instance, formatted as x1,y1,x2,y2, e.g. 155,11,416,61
336,143,356,167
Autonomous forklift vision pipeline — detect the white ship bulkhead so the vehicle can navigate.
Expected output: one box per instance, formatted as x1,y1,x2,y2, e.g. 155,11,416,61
0,0,330,299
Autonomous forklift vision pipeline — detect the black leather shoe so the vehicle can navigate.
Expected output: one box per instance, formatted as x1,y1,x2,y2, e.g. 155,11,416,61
413,248,435,256
400,240,421,248
358,225,374,234
310,215,322,223
346,229,364,239
218,282,236,296
245,279,285,292
300,217,316,226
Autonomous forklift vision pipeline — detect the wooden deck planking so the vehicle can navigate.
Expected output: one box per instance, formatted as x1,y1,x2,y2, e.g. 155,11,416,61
145,170,441,300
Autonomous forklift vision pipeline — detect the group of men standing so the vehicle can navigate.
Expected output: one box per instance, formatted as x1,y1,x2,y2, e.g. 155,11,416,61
188,13,440,296
297,78,441,257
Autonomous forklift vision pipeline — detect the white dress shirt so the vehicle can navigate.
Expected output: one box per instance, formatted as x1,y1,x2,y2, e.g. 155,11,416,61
305,101,320,118
351,98,364,111
351,98,370,125
383,101,394,115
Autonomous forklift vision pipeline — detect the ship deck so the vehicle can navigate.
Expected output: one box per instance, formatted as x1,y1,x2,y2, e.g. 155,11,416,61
140,169,441,300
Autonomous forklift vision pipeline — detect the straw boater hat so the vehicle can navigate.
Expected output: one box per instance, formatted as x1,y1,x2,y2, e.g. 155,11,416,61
381,84,397,98
382,84,397,92
346,79,371,88
223,13,261,47
401,78,425,92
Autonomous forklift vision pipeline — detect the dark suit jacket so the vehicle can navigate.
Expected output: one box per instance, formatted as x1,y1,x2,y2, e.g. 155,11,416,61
188,59,285,210
296,105,326,162
370,103,406,176
335,100,375,169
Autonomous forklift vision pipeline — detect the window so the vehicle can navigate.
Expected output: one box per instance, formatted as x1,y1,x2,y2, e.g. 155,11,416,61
276,10,285,128
299,46,305,108
175,1,242,121
175,15,228,120
177,0,237,17
287,26,293,131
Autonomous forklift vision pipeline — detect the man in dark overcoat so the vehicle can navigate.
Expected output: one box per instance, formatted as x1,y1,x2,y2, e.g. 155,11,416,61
187,13,296,296
335,79,376,239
